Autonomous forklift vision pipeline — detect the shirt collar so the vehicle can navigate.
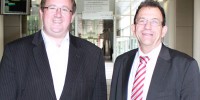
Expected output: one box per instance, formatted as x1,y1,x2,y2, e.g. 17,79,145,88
41,29,69,47
138,43,162,59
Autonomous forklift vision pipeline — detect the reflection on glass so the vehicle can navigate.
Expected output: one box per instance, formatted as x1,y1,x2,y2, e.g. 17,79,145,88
115,36,138,57
115,1,131,15
77,14,114,61
23,3,40,37
77,19,103,47
27,15,39,35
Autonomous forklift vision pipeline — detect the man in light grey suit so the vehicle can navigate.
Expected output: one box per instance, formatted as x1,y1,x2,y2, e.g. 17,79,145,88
110,1,200,100
0,0,107,100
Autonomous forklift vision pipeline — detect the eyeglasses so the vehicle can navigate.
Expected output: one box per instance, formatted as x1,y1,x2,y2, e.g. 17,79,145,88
136,18,162,26
43,5,72,14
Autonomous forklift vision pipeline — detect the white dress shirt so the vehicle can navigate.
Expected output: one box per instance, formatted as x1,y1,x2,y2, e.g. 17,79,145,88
42,30,69,100
127,43,162,100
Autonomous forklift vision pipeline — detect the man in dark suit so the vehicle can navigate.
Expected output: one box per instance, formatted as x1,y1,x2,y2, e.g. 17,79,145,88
110,1,200,100
0,0,107,100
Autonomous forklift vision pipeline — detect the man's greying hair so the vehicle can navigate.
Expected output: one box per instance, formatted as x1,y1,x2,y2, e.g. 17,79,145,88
134,1,166,26
40,0,76,14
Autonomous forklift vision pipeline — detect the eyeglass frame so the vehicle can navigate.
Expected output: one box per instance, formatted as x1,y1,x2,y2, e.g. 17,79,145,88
42,5,72,14
135,18,163,27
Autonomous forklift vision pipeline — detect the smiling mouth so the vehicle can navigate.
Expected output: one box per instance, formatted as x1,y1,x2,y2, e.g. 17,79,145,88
142,32,153,36
53,21,62,24
53,18,62,23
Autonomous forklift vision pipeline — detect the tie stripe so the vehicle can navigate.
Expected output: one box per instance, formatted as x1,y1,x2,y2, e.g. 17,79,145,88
131,56,149,100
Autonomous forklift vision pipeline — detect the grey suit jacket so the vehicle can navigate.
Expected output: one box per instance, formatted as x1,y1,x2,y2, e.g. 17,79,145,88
110,44,200,100
0,30,107,100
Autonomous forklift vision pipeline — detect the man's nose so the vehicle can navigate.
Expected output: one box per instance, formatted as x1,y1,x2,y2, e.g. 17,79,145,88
55,8,62,17
144,21,152,29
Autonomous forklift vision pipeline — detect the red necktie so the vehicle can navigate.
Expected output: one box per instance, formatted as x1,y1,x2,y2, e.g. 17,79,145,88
131,56,150,100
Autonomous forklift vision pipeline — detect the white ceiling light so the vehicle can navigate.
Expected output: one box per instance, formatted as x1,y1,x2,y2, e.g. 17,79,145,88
158,0,163,2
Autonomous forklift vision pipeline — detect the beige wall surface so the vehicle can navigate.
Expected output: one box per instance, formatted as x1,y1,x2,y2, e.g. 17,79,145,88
4,15,21,45
176,27,193,56
176,0,193,56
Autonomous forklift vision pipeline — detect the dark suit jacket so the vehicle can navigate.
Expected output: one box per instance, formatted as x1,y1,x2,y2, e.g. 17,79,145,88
0,30,107,100
110,44,200,100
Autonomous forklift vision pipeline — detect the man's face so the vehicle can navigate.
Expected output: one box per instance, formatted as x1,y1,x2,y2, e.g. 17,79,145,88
132,7,167,50
40,0,74,38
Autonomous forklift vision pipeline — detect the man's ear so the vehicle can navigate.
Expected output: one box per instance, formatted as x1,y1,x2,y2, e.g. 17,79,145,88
71,14,75,23
39,8,43,20
161,25,168,38
131,24,136,37
39,8,44,25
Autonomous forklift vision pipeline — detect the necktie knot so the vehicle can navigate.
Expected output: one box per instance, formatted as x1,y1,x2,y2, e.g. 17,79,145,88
139,56,150,64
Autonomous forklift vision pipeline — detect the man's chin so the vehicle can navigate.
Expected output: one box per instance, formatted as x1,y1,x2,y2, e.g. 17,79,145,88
51,29,63,33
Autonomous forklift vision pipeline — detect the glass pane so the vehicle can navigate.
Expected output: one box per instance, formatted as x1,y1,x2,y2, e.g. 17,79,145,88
115,1,131,15
115,36,138,56
77,19,103,47
26,4,40,36
116,0,133,1
115,16,132,36
130,0,145,15
77,14,114,61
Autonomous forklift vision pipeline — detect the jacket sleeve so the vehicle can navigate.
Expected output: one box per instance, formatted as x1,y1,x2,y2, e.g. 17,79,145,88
92,50,107,100
0,46,17,100
181,60,200,100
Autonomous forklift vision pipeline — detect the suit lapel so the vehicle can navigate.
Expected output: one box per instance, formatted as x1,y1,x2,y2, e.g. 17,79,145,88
147,45,171,100
60,34,82,100
32,31,57,99
122,49,138,100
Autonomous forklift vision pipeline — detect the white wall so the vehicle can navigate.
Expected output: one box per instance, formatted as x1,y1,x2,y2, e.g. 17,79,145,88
0,15,3,60
164,0,176,48
194,0,200,65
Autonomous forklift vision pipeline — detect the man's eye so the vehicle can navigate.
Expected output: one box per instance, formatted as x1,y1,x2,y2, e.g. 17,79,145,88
152,20,158,23
140,20,145,22
152,20,159,25
62,8,68,12
49,7,56,10
138,19,146,23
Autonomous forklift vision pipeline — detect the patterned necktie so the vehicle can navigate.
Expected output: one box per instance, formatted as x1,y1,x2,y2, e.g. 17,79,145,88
131,56,150,100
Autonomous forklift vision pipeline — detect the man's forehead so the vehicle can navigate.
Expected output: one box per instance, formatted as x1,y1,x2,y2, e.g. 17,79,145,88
137,7,162,19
